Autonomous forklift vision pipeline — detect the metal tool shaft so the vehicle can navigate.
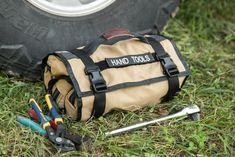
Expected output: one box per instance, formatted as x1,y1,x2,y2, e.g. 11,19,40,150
105,105,200,136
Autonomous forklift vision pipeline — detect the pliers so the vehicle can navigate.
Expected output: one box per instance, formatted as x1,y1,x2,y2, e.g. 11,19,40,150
44,94,86,148
28,94,84,152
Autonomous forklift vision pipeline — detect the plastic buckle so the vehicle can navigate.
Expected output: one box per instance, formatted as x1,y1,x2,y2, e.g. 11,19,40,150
85,66,107,93
160,57,179,77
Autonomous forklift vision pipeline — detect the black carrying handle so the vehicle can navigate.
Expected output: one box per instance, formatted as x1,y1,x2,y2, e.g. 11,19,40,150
82,28,149,55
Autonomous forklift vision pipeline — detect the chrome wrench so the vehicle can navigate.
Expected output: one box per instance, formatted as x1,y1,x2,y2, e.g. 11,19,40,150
105,105,200,136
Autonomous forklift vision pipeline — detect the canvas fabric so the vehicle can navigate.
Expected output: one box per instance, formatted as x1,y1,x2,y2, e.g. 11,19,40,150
43,33,190,121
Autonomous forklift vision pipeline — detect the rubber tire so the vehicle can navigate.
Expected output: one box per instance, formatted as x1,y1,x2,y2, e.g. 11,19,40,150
0,0,179,80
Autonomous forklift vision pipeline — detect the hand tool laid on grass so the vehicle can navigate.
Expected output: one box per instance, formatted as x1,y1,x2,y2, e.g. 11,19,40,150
28,105,86,150
30,98,76,152
105,104,200,136
16,114,47,136
44,94,87,148
16,94,87,152
28,108,57,129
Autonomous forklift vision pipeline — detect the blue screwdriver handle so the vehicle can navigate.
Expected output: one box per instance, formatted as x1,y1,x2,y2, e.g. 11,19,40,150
30,99,51,129
16,115,47,136
45,94,63,124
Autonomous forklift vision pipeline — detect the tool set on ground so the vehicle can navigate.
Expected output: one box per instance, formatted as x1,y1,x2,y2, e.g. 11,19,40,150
16,28,200,153
17,100,200,152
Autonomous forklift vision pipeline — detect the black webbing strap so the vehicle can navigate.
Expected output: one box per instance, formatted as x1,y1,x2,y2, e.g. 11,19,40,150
52,88,60,101
83,30,148,55
47,75,71,94
70,49,107,119
147,37,180,101
95,52,158,71
55,52,83,121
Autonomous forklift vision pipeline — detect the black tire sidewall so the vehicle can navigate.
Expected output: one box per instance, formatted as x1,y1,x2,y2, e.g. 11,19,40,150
0,0,178,79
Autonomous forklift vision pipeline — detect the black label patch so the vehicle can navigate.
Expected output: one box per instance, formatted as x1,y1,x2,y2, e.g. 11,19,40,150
106,53,155,68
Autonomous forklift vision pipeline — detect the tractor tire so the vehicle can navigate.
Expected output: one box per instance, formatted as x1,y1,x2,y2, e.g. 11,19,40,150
0,0,180,80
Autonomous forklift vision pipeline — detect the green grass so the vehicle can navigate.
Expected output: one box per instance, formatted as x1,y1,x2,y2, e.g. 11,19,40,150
0,0,235,156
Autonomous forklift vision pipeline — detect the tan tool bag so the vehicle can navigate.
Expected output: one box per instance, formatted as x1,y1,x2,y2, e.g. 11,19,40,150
43,28,190,121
